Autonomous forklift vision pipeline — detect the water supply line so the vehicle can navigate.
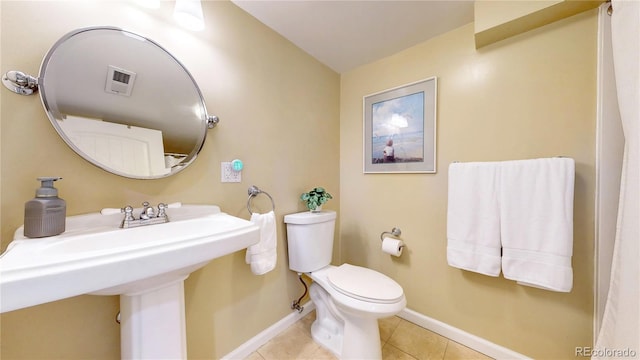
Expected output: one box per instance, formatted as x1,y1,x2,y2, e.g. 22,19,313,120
291,273,308,313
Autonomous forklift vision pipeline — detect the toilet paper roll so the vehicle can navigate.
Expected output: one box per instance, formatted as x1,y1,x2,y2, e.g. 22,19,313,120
382,237,404,257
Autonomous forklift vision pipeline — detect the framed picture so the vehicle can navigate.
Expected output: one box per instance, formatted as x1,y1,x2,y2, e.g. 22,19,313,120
363,77,437,173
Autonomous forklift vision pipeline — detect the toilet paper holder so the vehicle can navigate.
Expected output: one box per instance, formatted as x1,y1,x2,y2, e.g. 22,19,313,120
380,227,402,242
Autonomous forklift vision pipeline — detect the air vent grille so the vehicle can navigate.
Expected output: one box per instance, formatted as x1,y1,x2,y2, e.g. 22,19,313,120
105,65,136,96
112,70,131,84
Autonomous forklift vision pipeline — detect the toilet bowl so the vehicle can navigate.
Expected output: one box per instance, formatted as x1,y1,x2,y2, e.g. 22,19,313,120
284,210,406,359
308,264,406,359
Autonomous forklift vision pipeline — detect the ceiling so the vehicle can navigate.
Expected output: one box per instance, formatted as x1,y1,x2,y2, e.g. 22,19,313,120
231,1,475,73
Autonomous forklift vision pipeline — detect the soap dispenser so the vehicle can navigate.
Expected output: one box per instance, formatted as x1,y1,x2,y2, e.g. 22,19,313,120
24,177,66,238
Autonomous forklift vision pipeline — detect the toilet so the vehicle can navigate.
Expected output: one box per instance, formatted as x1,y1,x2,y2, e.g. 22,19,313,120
284,210,406,360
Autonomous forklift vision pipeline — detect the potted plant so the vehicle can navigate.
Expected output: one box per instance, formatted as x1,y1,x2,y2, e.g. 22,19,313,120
300,187,332,212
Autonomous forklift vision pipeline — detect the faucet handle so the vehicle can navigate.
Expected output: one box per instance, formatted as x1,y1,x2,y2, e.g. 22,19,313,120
157,203,167,218
121,205,135,221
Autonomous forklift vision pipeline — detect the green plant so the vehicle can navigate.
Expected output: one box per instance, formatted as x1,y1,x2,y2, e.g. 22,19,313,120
300,187,333,211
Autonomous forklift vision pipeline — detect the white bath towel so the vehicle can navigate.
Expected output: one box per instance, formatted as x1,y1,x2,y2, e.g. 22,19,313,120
500,158,575,292
245,211,277,275
447,162,502,276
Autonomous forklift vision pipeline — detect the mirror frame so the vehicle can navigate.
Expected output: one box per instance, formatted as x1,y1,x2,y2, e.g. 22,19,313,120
37,26,217,179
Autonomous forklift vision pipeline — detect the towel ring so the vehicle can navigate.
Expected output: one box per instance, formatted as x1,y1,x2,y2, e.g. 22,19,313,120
247,185,275,214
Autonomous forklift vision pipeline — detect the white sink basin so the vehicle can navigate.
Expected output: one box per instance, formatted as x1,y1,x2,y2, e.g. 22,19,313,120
0,204,260,313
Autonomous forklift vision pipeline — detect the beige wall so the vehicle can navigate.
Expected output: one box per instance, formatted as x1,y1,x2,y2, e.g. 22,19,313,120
339,9,596,360
474,0,602,48
0,1,339,359
475,0,563,33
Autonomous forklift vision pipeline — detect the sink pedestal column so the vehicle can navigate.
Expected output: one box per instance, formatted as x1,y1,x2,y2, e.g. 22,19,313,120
120,277,188,359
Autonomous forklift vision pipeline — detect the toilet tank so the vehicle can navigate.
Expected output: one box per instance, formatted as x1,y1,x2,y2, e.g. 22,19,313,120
284,210,337,273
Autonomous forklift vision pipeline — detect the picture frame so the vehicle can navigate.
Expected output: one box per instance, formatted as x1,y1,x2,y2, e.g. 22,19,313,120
363,77,437,174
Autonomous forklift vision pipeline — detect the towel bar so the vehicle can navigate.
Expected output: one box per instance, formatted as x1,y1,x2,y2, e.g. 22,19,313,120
452,156,568,164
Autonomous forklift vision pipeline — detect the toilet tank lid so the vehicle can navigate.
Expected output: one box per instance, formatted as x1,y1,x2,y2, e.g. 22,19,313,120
284,210,336,224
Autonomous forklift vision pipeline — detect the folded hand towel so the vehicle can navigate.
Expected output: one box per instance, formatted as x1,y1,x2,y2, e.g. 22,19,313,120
245,211,277,275
447,162,502,276
499,158,575,292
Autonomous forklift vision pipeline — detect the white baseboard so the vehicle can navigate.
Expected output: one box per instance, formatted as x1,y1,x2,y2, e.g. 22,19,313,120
222,303,528,360
221,302,316,360
397,308,531,360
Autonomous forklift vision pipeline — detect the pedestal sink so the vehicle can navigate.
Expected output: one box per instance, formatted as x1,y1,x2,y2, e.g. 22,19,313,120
0,204,260,359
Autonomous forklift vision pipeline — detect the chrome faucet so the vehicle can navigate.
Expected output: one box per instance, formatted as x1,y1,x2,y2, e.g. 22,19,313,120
120,202,170,228
140,201,155,220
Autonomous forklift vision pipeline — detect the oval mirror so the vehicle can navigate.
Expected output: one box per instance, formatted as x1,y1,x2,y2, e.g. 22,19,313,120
38,27,217,179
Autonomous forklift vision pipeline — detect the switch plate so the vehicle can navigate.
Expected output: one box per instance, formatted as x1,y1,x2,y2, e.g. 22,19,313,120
221,162,241,183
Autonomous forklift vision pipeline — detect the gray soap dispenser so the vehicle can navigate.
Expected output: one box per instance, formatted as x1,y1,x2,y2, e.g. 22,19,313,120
24,177,66,238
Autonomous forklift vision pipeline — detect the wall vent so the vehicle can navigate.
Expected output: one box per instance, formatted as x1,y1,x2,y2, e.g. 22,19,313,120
105,65,136,96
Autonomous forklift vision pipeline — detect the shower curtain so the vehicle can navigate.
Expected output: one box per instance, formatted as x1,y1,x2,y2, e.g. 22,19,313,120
594,0,639,358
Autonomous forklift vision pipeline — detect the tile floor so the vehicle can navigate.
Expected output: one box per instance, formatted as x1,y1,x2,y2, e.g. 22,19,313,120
245,311,493,360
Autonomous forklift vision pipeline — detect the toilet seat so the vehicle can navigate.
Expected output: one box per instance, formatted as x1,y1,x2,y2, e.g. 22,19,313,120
327,264,404,304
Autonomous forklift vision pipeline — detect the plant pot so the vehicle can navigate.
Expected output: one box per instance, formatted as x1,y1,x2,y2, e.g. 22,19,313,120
310,205,322,212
